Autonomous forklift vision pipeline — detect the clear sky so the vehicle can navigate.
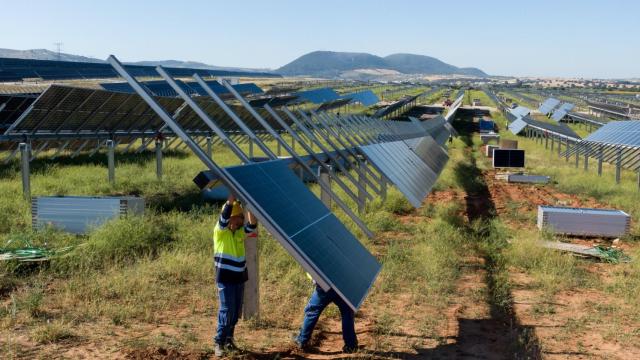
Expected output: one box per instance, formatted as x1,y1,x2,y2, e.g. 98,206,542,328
2,0,638,78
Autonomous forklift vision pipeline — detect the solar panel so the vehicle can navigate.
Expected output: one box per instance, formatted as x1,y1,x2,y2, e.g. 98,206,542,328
538,98,561,115
550,109,569,122
224,159,381,310
510,106,531,118
493,149,525,168
558,102,575,112
508,118,528,135
341,90,379,107
316,98,352,112
294,88,340,104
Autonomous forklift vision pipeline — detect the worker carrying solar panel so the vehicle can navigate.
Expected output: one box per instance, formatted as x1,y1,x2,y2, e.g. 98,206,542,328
213,194,257,356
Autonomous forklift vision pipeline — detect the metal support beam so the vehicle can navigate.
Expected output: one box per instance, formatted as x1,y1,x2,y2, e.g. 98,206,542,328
107,140,115,184
20,143,31,200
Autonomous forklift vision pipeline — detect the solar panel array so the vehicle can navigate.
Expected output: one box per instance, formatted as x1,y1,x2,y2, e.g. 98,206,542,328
0,57,279,82
2,85,290,141
1,54,459,309
583,121,640,147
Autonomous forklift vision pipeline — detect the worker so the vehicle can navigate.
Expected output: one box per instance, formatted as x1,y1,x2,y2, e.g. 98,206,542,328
213,193,257,356
293,279,358,354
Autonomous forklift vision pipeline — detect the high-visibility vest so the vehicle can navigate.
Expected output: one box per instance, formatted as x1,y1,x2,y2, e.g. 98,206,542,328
213,223,248,283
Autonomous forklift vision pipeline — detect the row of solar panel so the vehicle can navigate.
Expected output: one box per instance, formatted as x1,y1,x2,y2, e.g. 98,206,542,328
100,80,264,98
1,85,291,136
0,57,279,82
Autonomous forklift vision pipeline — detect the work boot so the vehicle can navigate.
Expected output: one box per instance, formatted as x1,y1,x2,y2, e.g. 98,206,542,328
342,344,358,354
291,335,310,352
224,339,239,352
214,343,225,357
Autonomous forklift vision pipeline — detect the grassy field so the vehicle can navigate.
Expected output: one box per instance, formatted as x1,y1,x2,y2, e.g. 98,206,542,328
1,110,640,358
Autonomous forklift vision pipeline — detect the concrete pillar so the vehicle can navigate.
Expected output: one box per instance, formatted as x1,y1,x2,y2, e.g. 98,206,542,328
19,143,31,200
248,139,254,158
242,232,259,320
155,139,163,180
291,134,296,152
107,140,115,184
276,139,282,156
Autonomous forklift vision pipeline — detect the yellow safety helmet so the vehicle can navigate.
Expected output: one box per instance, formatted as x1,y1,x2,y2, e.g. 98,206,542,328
231,200,244,217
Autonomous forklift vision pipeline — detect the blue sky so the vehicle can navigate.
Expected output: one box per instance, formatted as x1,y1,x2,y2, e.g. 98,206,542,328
2,0,638,78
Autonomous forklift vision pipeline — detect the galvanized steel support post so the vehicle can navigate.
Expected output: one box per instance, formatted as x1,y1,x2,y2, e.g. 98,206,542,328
319,166,332,209
242,232,259,320
598,146,604,176
584,150,589,171
206,136,212,158
358,162,366,215
155,139,163,180
615,148,622,184
107,140,115,184
19,143,31,200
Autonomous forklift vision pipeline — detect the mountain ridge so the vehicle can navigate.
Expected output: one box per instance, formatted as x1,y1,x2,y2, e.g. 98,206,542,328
277,51,487,77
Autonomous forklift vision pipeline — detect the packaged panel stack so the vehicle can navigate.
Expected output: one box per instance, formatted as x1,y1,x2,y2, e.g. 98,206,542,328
537,205,631,237
32,196,145,234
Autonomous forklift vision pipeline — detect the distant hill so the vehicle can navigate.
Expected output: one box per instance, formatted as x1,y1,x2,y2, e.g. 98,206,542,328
278,51,487,77
0,48,271,73
0,48,103,63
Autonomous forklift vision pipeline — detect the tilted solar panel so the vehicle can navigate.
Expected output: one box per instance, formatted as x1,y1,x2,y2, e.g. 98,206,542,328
510,106,531,118
294,88,340,104
341,90,379,107
584,120,640,147
551,109,569,122
360,139,438,207
538,98,561,115
508,118,528,135
224,160,381,310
